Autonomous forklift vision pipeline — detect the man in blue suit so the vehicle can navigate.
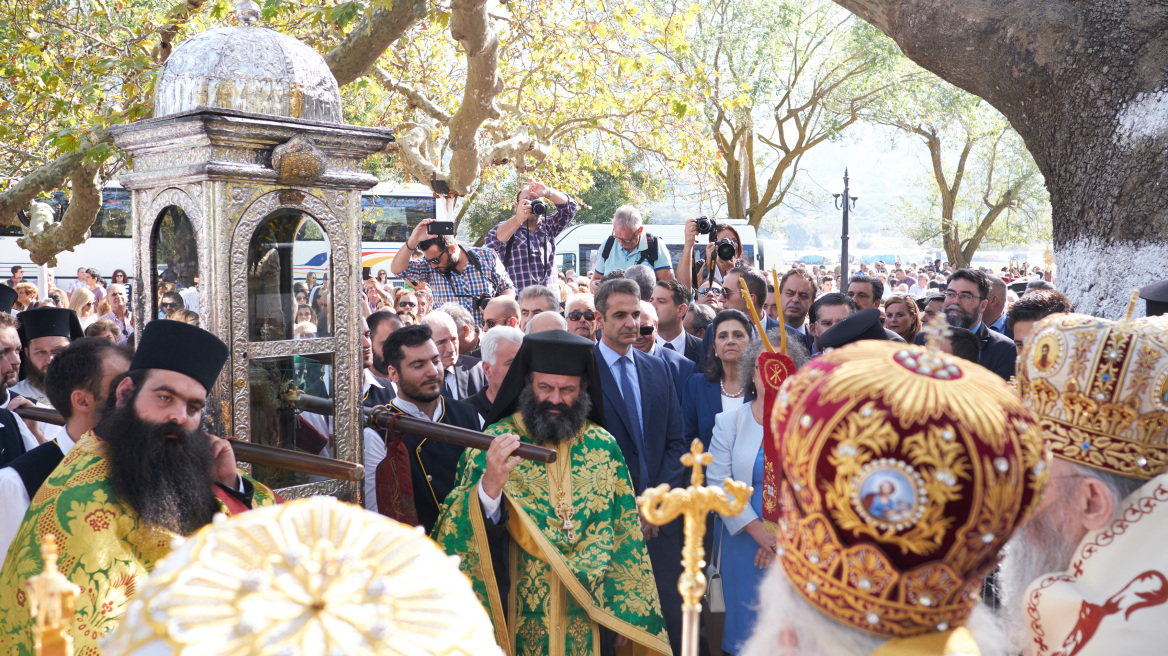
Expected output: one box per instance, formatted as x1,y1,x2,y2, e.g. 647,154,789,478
697,266,802,370
593,278,686,655
634,300,693,400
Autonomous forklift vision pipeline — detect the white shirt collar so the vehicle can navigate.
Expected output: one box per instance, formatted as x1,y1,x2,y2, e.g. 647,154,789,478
390,396,443,422
656,331,686,353
55,425,77,455
363,368,385,395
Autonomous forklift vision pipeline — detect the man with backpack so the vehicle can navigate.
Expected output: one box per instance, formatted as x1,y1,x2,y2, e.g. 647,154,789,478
588,205,676,292
484,181,577,292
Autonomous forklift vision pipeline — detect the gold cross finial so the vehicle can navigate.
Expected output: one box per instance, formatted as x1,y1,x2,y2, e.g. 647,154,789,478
680,439,713,487
28,534,80,656
640,439,751,656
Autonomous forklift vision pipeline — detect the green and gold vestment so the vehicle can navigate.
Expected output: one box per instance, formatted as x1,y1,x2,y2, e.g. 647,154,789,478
433,414,671,656
0,432,280,655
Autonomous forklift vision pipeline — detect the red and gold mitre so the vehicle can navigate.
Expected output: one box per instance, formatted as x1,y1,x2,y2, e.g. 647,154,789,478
770,340,1048,639
1016,313,1168,479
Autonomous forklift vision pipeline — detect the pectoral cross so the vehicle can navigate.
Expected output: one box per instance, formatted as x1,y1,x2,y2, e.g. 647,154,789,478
639,440,751,656
554,496,577,541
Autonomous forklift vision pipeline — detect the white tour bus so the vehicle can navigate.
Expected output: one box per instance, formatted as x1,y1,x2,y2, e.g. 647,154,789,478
553,220,782,281
0,181,437,286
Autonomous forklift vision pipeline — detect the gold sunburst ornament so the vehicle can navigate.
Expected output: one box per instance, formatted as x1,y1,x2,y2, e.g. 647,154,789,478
102,497,499,656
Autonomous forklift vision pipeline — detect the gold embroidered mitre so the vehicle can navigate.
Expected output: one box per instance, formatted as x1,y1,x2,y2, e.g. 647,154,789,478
770,340,1049,639
1016,313,1168,479
102,497,497,656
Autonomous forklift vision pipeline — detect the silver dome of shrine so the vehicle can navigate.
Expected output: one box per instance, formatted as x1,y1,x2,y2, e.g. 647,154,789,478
153,1,343,124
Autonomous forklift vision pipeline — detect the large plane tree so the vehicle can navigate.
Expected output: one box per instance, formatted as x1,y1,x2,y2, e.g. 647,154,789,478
831,0,1168,317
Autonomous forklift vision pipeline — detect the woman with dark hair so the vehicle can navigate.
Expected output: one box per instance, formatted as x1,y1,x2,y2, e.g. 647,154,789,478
111,268,131,297
679,220,746,288
681,309,753,448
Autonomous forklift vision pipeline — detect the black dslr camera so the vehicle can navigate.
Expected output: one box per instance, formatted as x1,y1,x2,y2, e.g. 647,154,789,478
694,216,715,235
715,238,737,261
530,198,550,216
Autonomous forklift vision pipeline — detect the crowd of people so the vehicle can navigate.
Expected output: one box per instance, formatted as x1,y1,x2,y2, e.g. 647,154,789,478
0,179,1166,656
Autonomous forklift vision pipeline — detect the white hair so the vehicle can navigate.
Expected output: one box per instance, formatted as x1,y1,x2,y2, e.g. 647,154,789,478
612,205,643,232
480,326,524,365
422,309,456,335
741,565,1012,656
439,302,475,331
639,300,658,323
564,293,595,314
525,312,568,334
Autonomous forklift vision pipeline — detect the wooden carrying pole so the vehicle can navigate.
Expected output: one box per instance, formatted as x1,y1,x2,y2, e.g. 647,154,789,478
295,394,557,464
14,406,366,482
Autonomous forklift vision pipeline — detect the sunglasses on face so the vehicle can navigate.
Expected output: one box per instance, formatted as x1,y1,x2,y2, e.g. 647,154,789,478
639,325,654,336
567,310,596,322
397,301,417,308
698,286,719,296
161,303,179,310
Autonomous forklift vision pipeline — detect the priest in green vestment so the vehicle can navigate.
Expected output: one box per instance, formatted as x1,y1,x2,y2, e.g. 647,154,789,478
433,329,671,656
0,321,280,655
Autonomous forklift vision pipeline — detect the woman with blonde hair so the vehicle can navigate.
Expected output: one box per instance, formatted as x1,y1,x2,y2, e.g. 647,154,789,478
883,294,922,344
68,287,97,329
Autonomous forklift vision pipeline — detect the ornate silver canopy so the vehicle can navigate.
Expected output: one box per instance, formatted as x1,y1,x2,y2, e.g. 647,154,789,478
153,5,343,124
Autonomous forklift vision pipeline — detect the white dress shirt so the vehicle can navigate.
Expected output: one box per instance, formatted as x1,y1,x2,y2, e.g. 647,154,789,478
363,397,445,514
656,330,687,354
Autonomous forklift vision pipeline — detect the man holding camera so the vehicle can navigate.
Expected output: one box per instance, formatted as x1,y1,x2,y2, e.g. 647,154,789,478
391,219,516,326
484,181,577,292
677,217,745,290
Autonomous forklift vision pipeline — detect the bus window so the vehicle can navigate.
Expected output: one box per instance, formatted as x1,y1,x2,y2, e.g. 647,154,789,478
579,244,600,276
743,244,755,267
361,195,435,242
561,252,577,275
92,187,132,238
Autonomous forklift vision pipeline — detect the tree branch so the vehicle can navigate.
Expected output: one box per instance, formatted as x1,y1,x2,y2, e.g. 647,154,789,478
153,0,211,64
18,164,101,267
0,127,110,229
370,66,453,124
324,0,429,87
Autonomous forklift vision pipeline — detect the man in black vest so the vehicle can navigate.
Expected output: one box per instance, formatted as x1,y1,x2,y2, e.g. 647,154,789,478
0,309,42,468
0,338,130,568
366,324,480,534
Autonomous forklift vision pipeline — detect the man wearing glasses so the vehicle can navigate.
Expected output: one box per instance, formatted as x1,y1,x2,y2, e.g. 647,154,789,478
941,268,1017,380
588,205,676,292
390,219,516,326
563,293,599,342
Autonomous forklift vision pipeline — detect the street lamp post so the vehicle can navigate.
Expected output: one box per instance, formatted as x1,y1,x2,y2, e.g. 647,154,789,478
832,169,858,282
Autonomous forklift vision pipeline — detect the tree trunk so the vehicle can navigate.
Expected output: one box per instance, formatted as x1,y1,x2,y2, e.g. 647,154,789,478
832,0,1168,318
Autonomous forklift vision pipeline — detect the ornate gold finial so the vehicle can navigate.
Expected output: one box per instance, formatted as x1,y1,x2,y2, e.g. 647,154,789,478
1125,289,1141,321
27,535,80,656
921,309,952,354
640,439,751,656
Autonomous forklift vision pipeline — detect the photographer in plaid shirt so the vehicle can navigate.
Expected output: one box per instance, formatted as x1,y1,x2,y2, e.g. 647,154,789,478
390,219,516,325
484,181,577,291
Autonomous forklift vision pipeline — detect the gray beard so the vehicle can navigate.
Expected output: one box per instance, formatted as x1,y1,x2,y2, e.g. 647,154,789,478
944,306,977,330
997,504,1082,651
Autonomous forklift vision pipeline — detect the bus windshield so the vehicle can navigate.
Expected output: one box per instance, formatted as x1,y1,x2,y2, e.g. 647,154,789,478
0,187,132,238
360,195,435,242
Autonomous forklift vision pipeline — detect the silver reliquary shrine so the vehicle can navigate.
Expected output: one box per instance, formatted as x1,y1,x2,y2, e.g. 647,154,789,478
110,1,393,502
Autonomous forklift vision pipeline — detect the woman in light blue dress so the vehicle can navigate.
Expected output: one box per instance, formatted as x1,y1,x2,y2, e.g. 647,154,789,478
706,334,808,654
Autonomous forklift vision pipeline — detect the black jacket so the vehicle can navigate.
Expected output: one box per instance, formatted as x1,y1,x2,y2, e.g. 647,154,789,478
390,397,481,534
443,354,487,400
976,321,1019,381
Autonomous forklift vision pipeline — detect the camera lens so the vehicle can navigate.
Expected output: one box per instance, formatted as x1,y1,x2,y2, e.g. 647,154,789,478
530,199,549,216
695,216,714,235
716,238,737,261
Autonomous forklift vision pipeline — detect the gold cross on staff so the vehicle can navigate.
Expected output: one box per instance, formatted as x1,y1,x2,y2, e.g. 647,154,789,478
639,439,752,656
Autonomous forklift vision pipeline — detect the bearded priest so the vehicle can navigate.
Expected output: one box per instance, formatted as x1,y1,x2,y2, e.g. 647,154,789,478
0,320,280,654
433,329,671,656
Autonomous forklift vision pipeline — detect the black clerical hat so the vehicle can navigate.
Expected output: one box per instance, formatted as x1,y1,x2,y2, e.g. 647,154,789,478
131,320,229,393
0,286,16,315
1140,279,1168,317
17,307,84,346
1009,280,1028,295
484,329,605,428
817,308,889,351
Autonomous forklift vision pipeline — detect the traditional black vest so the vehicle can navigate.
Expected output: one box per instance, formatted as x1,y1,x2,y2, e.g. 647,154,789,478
8,439,64,498
0,408,30,468
384,397,480,534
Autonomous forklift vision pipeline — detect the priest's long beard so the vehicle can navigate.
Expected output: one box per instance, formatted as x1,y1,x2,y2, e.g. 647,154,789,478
518,385,591,445
100,399,219,536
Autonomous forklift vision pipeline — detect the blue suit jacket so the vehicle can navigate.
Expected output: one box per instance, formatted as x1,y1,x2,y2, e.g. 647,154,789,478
681,373,724,449
651,344,695,401
593,345,687,496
